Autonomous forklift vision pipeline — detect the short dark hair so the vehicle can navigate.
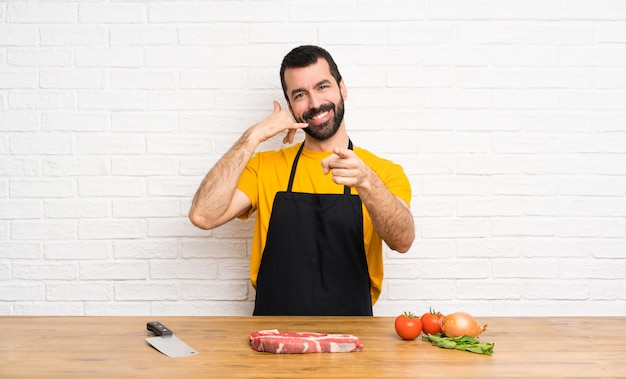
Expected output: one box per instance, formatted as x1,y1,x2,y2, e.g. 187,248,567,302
280,45,342,100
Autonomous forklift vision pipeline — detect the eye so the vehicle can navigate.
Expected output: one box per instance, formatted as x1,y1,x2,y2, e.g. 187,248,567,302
293,92,305,100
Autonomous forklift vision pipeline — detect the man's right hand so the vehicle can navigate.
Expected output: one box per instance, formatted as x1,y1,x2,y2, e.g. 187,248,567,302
251,101,308,145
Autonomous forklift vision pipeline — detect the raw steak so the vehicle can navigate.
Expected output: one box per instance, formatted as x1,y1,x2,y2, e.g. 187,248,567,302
249,329,363,354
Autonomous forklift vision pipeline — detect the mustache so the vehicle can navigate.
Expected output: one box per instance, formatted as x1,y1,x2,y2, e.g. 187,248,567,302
302,103,335,121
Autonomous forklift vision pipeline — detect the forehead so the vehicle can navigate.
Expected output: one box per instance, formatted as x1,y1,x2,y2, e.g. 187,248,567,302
283,58,333,91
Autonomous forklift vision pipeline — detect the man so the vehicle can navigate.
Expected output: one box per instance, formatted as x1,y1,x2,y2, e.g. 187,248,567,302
189,45,414,316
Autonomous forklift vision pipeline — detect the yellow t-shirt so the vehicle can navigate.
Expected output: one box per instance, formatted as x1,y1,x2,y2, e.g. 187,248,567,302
237,142,411,304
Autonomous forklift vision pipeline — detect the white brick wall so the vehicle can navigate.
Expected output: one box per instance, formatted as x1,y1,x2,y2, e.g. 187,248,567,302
1,0,625,317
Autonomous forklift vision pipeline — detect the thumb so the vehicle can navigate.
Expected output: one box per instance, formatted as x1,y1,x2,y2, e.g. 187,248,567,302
272,100,282,113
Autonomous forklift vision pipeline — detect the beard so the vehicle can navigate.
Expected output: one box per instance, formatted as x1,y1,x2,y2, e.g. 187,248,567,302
295,97,345,141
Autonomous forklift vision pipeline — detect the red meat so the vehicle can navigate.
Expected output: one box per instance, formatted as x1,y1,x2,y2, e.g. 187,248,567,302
249,329,363,354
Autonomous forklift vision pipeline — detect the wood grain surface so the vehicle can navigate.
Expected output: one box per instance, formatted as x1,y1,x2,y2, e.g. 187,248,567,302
1,316,624,378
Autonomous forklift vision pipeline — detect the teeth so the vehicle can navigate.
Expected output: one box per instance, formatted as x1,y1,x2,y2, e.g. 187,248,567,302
311,111,328,120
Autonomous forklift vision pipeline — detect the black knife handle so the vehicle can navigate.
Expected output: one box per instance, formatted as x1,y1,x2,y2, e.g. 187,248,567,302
147,321,173,336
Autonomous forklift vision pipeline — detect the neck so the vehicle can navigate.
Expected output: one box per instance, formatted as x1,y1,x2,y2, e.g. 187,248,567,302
303,126,349,152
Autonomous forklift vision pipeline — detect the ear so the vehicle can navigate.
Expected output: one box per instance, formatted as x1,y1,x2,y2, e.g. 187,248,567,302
339,79,348,100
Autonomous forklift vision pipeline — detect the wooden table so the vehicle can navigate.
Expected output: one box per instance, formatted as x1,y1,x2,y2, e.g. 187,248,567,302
1,316,624,378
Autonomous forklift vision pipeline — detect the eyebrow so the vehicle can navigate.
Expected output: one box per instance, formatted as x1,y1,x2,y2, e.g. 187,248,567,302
290,79,333,99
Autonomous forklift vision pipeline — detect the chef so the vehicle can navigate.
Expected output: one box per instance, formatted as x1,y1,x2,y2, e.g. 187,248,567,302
189,45,415,316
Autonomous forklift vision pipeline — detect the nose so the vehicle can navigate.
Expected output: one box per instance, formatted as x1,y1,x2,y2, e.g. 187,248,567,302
307,92,322,110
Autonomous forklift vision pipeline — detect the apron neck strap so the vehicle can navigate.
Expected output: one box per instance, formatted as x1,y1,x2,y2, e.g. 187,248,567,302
287,139,353,194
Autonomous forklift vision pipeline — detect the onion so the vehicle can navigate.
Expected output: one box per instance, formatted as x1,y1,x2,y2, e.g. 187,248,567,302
440,312,487,338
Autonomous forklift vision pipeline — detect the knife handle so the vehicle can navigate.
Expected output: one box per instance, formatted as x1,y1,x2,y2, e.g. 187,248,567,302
147,321,173,336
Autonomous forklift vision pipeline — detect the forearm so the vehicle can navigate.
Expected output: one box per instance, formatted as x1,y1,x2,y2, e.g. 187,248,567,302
357,170,415,253
189,130,258,230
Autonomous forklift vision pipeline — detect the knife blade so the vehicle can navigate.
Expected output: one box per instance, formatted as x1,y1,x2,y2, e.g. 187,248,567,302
146,321,199,358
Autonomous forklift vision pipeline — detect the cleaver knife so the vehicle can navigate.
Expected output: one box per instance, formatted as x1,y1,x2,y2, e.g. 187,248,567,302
146,321,199,358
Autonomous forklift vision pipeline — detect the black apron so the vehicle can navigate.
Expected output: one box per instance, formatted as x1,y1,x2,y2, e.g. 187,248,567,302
253,140,373,316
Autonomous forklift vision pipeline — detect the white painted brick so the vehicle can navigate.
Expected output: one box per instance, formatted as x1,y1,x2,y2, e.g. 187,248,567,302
561,0,626,20
423,176,488,195
589,280,625,300
40,69,105,89
386,279,454,300
148,2,216,23
147,135,212,155
422,133,490,153
491,217,557,237
561,134,626,153
0,199,41,219
458,69,524,89
522,238,589,258
494,0,561,20
0,25,39,46
0,242,41,259
75,48,143,68
85,302,150,316
526,69,593,89
423,89,491,109
0,284,44,301
421,218,490,238
557,217,624,238
79,3,147,24
180,70,247,89
40,26,107,46
79,219,147,240
423,259,490,279
287,1,354,22
491,175,560,196
147,91,214,111
179,25,248,46
593,155,626,175
111,70,178,90
181,239,248,259
13,263,77,280
525,155,594,175
111,112,177,133
559,176,626,196
595,69,626,89
410,197,455,217
457,197,524,217
0,69,38,88
525,281,589,300
429,0,493,20
111,157,177,176
458,25,523,44
9,90,75,110
148,218,210,238
493,258,560,279
145,47,213,68
78,177,145,197
110,25,177,46
42,112,110,132
562,260,624,279
7,2,77,23
525,197,591,217
114,283,178,301
0,157,40,177
493,46,559,67
524,113,592,133
456,154,523,174
561,46,626,67
0,264,9,281
150,259,217,280
44,241,111,260
14,302,84,316
44,198,110,219
43,157,109,176
494,89,560,109
78,90,146,111
10,178,76,198
81,261,147,281
387,24,455,45
319,25,387,46
591,239,626,258
456,238,521,258
47,282,111,301
596,23,626,43
422,47,490,66
10,133,73,155
387,68,453,88
78,134,145,154
493,134,560,153
11,220,77,240
0,111,39,132
181,281,248,301
456,280,523,300
592,198,626,217
114,239,178,259
112,199,180,218
382,262,422,280
357,0,426,20
147,177,199,197
8,48,73,67
216,1,285,22
458,111,523,132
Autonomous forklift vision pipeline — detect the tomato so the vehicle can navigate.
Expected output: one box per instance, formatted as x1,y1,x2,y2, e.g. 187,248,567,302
394,312,422,340
421,308,444,335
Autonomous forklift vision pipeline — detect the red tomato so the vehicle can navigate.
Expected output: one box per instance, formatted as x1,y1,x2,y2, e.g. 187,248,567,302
421,308,444,335
394,312,422,340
